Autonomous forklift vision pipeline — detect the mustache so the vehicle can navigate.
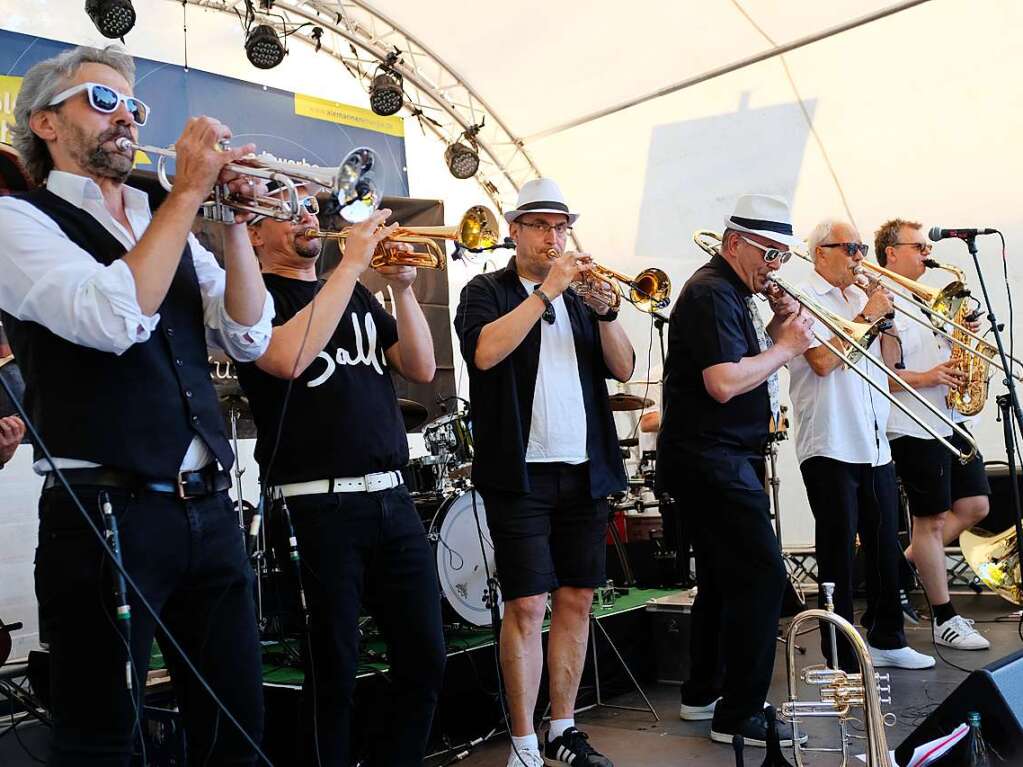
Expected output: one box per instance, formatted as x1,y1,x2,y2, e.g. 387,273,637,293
99,125,134,147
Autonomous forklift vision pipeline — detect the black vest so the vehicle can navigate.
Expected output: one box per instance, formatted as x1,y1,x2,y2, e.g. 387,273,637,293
1,188,233,476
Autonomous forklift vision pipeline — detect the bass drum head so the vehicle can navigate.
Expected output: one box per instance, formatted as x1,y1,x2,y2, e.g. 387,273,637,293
430,490,502,627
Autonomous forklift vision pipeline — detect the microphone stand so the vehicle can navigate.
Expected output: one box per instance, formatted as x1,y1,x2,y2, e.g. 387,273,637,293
960,235,1023,615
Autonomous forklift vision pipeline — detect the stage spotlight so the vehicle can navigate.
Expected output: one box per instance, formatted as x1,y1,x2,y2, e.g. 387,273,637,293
246,24,286,69
369,53,404,117
85,0,136,39
445,124,482,180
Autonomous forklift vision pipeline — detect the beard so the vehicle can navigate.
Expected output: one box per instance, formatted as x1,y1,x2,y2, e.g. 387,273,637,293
293,232,322,260
62,119,134,182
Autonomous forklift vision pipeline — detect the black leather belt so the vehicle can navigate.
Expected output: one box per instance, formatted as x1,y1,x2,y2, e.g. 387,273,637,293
42,465,231,500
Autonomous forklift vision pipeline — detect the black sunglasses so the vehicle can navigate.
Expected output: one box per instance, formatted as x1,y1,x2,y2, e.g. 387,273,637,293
820,242,869,257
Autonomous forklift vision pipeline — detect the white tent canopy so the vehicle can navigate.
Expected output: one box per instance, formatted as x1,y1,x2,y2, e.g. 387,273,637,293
1,0,1022,654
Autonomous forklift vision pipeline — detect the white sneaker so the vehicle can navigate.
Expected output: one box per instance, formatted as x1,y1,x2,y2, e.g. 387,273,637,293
679,697,721,720
506,746,543,767
934,615,991,650
868,644,936,669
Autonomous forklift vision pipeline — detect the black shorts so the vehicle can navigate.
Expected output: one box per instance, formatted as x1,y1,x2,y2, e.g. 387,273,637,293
481,462,609,601
890,429,990,517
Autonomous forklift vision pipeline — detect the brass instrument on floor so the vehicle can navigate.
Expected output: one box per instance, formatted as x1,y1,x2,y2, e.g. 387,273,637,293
961,526,1023,605
692,230,979,464
782,583,894,767
305,205,500,271
544,249,671,314
116,140,380,223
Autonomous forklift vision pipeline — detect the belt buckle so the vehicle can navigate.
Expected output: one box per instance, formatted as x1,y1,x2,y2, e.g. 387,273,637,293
176,471,205,500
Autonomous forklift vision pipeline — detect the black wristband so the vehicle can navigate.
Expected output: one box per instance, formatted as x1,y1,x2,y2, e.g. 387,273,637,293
533,288,556,324
595,306,619,322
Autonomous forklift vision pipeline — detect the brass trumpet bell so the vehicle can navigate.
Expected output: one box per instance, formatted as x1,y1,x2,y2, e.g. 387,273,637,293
960,526,1023,605
627,268,671,312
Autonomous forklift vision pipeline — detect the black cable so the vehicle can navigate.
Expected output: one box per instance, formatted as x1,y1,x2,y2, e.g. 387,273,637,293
0,373,272,765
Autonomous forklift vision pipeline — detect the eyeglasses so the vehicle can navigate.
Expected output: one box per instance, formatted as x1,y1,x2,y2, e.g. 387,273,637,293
820,242,870,257
517,220,572,236
47,82,150,126
251,195,319,224
740,235,792,264
894,242,933,254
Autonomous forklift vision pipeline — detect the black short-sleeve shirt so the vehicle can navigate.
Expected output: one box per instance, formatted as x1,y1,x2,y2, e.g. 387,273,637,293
657,254,771,469
236,274,406,484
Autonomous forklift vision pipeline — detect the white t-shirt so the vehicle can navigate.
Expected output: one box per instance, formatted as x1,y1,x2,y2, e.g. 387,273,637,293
787,271,892,467
520,278,588,463
887,295,960,441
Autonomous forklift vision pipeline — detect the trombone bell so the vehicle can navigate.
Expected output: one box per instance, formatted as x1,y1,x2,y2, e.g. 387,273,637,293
960,526,1023,605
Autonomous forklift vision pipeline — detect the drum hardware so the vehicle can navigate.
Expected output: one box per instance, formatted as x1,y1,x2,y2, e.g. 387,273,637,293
608,393,655,412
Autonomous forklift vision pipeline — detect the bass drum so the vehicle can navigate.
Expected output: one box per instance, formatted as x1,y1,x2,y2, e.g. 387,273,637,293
419,490,503,627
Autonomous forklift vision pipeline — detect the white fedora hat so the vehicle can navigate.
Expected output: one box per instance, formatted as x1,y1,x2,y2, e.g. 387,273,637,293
723,194,800,248
504,178,579,225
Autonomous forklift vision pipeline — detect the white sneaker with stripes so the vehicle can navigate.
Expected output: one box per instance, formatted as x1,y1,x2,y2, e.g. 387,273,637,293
934,615,991,650
506,745,543,767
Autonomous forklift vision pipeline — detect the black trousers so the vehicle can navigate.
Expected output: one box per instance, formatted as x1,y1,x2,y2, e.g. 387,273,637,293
283,485,446,767
800,457,906,671
35,485,264,766
665,454,786,729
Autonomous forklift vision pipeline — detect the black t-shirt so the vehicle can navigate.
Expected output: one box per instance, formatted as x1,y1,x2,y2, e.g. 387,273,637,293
658,254,771,467
236,274,406,484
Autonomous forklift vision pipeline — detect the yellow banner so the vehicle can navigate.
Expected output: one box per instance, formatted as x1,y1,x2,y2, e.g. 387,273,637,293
294,93,404,138
0,75,23,147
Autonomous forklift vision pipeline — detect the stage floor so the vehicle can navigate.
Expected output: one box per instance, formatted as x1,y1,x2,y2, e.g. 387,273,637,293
2,594,1020,766
431,593,1023,767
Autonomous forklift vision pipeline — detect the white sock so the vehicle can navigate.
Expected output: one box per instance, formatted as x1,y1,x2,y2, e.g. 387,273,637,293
548,718,574,741
511,733,538,753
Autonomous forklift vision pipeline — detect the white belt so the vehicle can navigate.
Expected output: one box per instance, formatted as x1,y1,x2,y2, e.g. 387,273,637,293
274,470,403,498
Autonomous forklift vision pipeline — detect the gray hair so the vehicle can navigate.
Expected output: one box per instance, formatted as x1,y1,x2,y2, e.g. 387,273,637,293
11,44,136,185
805,219,844,263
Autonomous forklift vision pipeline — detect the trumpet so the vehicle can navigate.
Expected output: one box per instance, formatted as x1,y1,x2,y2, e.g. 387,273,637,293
116,139,380,224
305,205,501,271
545,249,671,314
693,230,979,463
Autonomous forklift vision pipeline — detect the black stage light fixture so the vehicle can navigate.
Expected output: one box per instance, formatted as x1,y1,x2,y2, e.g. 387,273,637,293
368,52,404,116
246,23,287,69
85,0,136,39
445,123,483,180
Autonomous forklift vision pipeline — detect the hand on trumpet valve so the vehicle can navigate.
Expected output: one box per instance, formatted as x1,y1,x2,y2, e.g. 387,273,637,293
375,244,418,289
339,208,396,275
172,117,257,219
542,249,588,298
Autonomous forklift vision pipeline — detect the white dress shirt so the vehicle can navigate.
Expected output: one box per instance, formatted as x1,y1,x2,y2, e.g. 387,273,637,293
0,170,274,472
788,270,892,467
520,278,588,464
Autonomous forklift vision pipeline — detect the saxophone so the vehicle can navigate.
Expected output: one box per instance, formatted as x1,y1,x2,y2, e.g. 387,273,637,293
929,261,996,416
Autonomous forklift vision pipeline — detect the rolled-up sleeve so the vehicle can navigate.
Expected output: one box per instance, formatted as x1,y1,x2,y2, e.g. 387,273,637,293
454,277,499,371
188,233,274,362
0,197,158,355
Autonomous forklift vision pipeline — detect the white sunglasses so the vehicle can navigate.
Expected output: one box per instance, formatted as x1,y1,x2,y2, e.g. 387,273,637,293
47,82,150,126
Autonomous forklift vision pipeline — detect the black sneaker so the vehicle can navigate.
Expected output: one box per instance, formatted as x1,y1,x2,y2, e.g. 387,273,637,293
710,711,808,748
900,589,921,625
544,727,613,766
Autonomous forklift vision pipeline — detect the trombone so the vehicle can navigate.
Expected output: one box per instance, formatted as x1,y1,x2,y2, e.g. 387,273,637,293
545,248,672,314
693,230,979,464
304,205,501,271
116,139,380,224
849,257,1023,381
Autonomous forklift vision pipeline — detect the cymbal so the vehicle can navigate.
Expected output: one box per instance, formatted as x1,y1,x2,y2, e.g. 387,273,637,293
609,393,655,412
399,398,429,431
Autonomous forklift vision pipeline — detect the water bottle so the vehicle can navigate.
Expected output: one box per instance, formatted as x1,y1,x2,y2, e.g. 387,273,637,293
966,711,990,767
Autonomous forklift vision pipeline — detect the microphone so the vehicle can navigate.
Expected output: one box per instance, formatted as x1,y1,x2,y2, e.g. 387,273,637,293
100,491,133,691
928,226,997,242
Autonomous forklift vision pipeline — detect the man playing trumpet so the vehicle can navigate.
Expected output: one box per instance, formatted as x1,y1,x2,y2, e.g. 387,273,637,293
455,178,634,767
0,44,271,764
875,218,990,650
236,192,445,765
